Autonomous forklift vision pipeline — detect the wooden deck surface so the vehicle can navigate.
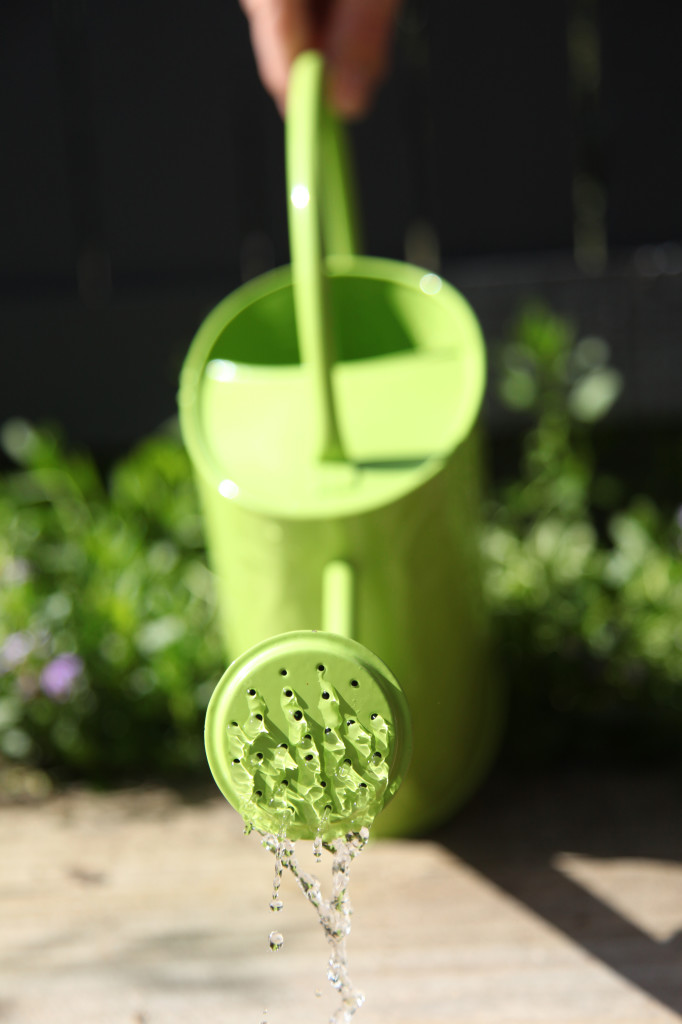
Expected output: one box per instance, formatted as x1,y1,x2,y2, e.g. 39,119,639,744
1,769,681,1024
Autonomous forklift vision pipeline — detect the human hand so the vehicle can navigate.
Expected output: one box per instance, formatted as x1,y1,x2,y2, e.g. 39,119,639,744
239,0,403,119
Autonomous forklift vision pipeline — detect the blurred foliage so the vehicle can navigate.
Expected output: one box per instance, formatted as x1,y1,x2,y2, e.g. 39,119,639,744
0,420,223,784
485,303,682,764
0,303,680,788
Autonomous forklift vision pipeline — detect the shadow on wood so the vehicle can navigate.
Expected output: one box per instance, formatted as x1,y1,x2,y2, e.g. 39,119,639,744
434,769,682,1018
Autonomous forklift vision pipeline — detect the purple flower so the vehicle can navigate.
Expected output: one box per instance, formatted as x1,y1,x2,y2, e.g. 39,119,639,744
40,653,83,700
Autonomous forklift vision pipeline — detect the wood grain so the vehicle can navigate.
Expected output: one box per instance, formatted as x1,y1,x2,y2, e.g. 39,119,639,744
1,771,680,1024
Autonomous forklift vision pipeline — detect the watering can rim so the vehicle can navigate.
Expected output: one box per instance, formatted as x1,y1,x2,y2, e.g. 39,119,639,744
178,255,486,520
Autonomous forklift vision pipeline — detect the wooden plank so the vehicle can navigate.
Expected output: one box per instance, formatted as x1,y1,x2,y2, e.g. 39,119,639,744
1,771,680,1023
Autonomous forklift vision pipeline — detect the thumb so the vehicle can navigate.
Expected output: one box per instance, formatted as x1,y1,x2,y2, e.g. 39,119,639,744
240,0,314,115
323,0,403,119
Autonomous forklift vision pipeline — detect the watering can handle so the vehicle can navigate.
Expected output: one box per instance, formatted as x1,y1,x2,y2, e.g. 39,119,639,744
286,50,360,462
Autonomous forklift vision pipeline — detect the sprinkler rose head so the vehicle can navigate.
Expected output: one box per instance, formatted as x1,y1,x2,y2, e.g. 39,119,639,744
204,630,411,840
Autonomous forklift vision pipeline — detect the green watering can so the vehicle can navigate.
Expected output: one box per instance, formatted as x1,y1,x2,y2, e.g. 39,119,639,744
179,51,502,839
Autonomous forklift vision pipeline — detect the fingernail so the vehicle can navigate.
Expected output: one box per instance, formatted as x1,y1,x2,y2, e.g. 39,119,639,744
328,68,370,120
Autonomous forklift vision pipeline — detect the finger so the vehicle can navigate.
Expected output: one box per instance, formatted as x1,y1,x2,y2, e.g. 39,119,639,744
239,0,314,114
323,0,403,119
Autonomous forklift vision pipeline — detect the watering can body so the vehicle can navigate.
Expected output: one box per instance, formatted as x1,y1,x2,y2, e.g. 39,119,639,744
179,53,503,836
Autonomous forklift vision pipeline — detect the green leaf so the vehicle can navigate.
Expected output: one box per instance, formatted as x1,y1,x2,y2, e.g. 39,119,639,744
568,367,623,422
134,615,187,656
499,367,538,410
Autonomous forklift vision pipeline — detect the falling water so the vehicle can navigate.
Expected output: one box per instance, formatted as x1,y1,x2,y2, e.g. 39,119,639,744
269,835,286,912
261,827,370,1023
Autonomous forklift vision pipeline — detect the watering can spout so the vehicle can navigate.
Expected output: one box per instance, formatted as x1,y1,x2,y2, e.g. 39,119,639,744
323,559,354,638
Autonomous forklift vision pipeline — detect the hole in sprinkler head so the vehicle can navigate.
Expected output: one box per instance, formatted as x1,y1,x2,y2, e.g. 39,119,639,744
293,710,303,721
231,721,238,727
322,691,330,700
247,688,256,696
256,790,263,797
360,783,367,788
232,758,241,764
279,743,288,749
351,679,359,687
304,734,311,741
255,713,263,721
344,758,352,765
305,754,313,761
324,727,331,734
325,803,332,811
317,664,325,672
321,781,327,787
347,719,355,726
284,688,293,697
373,752,382,760
371,713,378,720
282,779,289,786
256,752,263,759
279,669,288,676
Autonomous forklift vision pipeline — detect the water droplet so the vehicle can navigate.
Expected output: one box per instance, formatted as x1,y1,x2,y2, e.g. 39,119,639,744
243,822,253,835
269,898,283,912
262,827,369,1019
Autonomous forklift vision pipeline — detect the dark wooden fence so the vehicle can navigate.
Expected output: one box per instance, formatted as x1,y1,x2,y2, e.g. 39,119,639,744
1,0,680,449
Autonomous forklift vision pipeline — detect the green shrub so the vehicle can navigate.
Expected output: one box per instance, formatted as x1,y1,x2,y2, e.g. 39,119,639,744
1,304,680,786
484,304,682,763
0,419,223,783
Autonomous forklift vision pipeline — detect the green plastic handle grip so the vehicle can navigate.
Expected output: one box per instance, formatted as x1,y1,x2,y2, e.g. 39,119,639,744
285,50,359,463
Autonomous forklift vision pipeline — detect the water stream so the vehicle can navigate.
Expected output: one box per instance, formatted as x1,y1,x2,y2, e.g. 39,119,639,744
261,827,370,1023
